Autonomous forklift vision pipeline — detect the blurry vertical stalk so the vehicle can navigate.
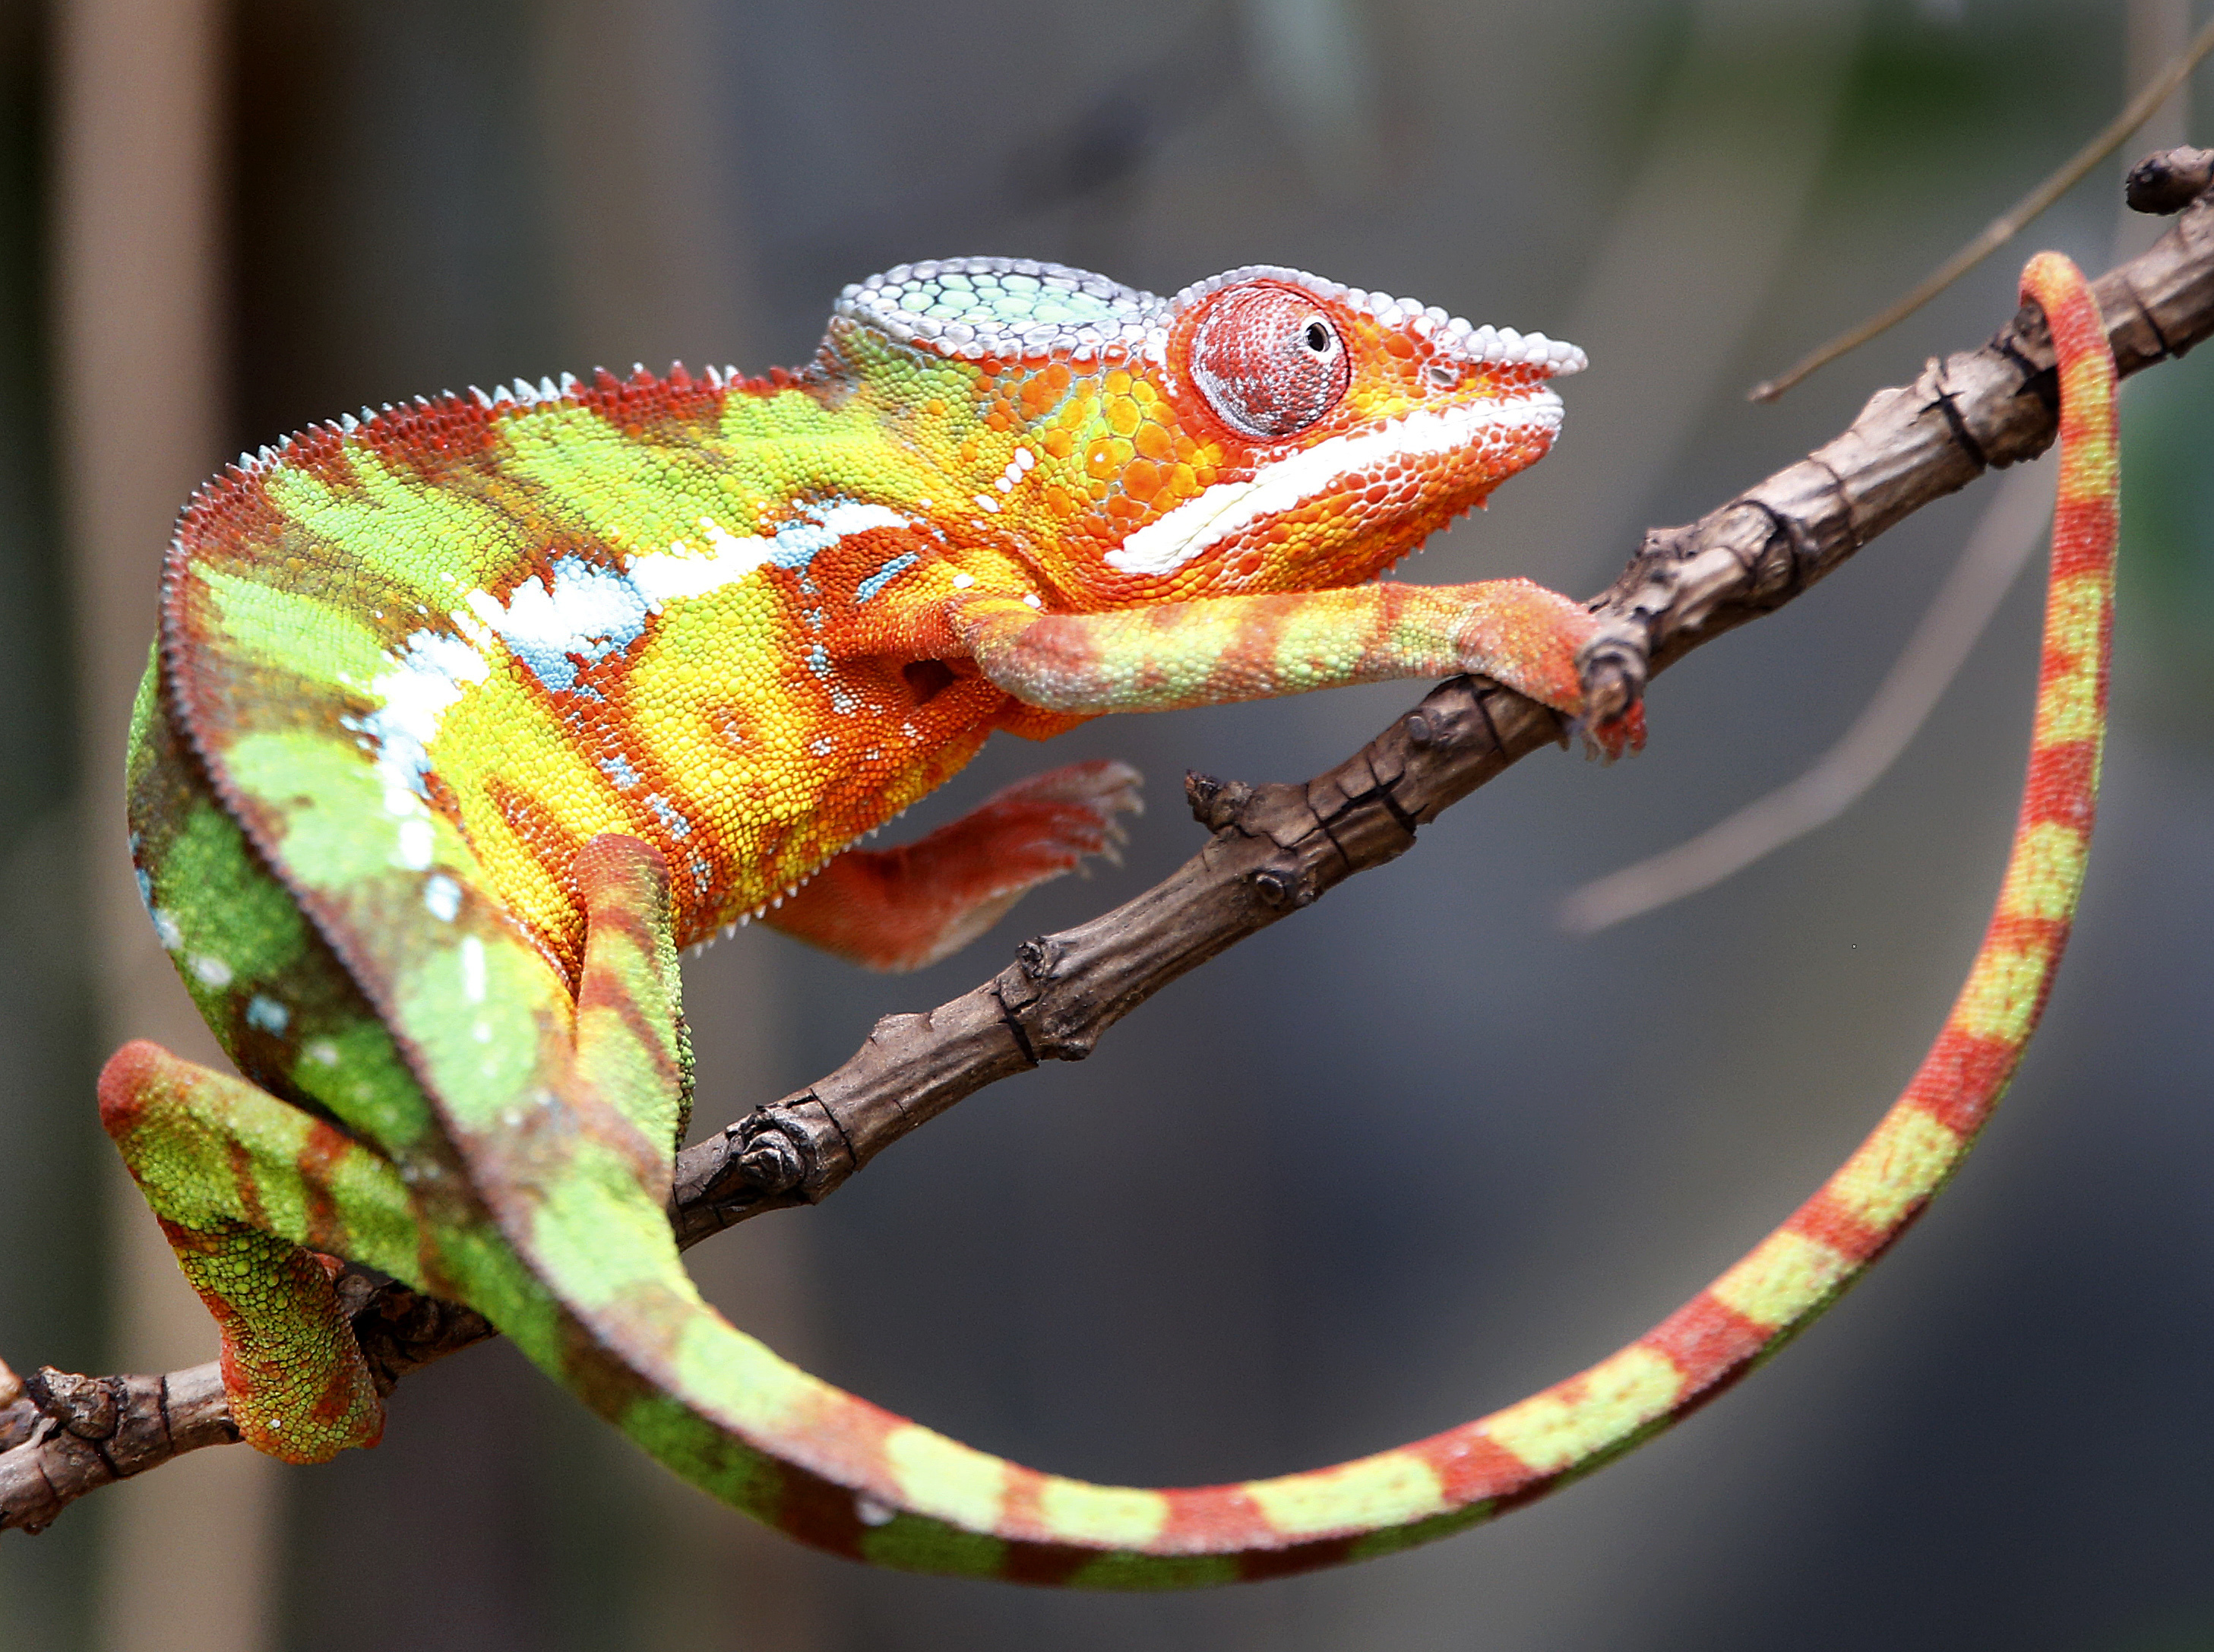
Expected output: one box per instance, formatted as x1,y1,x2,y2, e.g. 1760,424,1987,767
2118,0,2197,261
1538,0,1865,592
1561,0,2195,934
52,1,277,1649
1239,0,1385,198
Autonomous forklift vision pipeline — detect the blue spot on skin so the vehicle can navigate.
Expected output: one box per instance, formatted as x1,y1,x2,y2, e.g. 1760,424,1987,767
423,874,463,921
600,754,641,790
854,553,919,603
492,558,649,696
245,995,289,1035
764,498,911,574
770,521,840,569
645,795,693,839
806,643,831,678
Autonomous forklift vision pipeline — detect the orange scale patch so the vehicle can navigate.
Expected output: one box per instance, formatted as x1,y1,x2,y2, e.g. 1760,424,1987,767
1086,438,1134,476
1637,1293,1767,1393
1405,1429,1545,1507
353,394,503,486
2048,507,2118,580
1156,1485,1279,1552
599,384,733,449
2022,741,2100,826
295,1125,355,1255
978,1462,1048,1542
1783,1187,1890,1264
179,480,301,590
278,426,365,493
1899,1027,2023,1135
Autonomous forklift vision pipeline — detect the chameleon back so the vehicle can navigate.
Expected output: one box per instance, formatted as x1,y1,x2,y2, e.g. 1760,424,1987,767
155,367,1011,983
148,258,1580,998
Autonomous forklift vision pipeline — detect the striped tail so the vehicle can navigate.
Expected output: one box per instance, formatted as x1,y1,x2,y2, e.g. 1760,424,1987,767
549,249,2112,1585
903,248,2109,1581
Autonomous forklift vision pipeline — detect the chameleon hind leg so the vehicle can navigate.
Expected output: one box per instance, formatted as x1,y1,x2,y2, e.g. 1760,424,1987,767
96,832,689,1469
97,1040,422,1462
571,833,694,1172
765,759,1143,970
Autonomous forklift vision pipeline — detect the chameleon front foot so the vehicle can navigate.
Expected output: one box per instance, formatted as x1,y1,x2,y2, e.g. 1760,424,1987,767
765,760,1143,970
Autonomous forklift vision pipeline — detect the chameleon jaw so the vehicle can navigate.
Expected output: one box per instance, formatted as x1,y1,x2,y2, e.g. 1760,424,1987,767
1102,391,1565,579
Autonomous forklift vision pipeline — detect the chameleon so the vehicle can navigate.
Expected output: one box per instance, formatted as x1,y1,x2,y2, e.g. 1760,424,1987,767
100,248,2112,1586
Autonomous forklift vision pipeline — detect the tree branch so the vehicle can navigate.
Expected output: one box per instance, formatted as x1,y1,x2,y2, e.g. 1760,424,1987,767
8,157,2211,1536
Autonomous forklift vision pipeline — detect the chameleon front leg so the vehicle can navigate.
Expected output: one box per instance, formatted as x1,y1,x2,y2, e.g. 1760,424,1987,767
951,578,1645,756
97,1040,422,1462
766,760,1143,970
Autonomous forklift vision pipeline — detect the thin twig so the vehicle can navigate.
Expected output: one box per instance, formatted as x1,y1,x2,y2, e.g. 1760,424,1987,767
1558,457,2054,933
1585,24,2196,931
1749,14,2214,401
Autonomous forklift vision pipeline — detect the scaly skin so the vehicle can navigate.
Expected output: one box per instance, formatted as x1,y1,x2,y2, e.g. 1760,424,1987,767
102,253,2110,1584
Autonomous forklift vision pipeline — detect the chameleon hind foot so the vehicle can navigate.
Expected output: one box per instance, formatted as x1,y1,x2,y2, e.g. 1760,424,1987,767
766,759,1143,970
98,1040,397,1462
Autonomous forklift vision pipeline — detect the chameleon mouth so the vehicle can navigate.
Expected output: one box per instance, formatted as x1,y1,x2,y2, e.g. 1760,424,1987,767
1102,391,1564,579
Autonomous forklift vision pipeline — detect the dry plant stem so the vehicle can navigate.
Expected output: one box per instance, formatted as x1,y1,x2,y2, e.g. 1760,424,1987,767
1747,24,2214,400
1558,458,2057,934
8,163,2213,1538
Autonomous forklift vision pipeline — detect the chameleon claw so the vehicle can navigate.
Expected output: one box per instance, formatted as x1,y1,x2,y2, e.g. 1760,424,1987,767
1577,701,1647,763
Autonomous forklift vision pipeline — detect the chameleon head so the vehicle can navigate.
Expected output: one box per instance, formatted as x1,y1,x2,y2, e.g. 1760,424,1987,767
833,258,1585,604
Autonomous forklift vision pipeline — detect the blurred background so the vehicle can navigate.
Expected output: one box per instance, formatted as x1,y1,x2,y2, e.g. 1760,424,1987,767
2,0,2210,1647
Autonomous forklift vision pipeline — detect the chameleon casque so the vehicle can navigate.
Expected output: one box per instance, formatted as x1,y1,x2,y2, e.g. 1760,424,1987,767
102,250,2115,1586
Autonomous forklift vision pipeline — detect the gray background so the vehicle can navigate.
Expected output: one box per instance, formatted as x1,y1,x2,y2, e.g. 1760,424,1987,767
2,1,2211,1647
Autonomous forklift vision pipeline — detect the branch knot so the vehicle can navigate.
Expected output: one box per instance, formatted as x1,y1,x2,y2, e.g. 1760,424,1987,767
24,1369,119,1443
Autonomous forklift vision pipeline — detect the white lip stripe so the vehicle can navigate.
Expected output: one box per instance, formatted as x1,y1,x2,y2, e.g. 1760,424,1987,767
1102,394,1561,577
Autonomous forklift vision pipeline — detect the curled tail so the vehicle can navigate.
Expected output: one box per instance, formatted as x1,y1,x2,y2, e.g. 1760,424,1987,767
107,252,2114,1586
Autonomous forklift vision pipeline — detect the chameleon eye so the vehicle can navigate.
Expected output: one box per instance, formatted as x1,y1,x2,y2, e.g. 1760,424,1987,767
1189,283,1353,440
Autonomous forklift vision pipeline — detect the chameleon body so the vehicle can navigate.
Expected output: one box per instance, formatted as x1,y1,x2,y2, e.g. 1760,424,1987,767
103,253,2111,1584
